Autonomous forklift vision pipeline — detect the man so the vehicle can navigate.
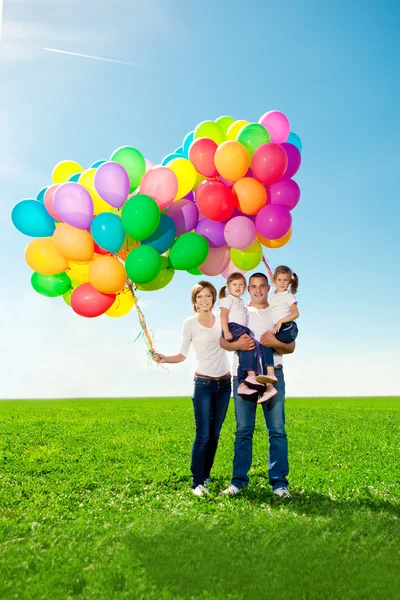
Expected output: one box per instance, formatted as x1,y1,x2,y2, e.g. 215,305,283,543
220,272,295,498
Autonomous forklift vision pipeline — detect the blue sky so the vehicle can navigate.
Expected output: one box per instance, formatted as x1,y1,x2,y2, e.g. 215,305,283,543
1,0,399,398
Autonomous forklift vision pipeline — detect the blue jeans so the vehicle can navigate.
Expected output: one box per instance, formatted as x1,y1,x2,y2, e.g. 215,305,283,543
222,322,258,373
231,369,289,490
191,375,231,488
261,322,298,367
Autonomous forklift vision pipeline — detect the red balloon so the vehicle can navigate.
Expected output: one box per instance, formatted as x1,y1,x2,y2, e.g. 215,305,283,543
251,143,288,185
196,181,235,222
189,138,218,178
93,241,111,255
71,283,115,318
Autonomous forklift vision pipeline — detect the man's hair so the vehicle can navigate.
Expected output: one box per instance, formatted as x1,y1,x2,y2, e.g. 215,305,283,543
248,272,269,286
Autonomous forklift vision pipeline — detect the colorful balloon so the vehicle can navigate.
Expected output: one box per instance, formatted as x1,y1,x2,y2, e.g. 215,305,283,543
142,214,176,254
67,260,91,284
44,184,60,221
136,256,175,291
268,179,300,211
182,131,195,157
89,255,126,294
280,143,302,179
94,162,130,209
258,111,290,144
230,240,262,271
215,116,235,135
224,216,256,250
258,228,292,248
287,132,302,152
125,245,162,284
91,160,106,168
52,160,84,184
110,146,146,193
214,141,250,183
25,238,68,275
189,138,218,178
53,223,94,262
161,152,183,166
31,271,71,297
251,143,288,185
226,120,249,141
117,235,140,261
121,195,160,240
91,213,125,253
196,181,235,222
187,267,202,275
140,166,178,210
167,158,197,200
237,123,271,157
12,199,56,237
78,169,116,215
195,218,226,248
199,246,230,276
36,187,48,204
53,182,94,230
105,288,135,317
168,232,209,270
221,261,247,279
256,204,292,240
71,283,115,318
194,121,225,145
232,178,267,215
166,199,199,236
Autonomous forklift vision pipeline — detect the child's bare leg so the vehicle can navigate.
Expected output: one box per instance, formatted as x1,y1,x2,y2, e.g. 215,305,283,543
256,366,278,385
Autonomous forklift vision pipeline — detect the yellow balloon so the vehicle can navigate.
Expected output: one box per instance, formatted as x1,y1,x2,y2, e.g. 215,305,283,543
227,120,249,141
53,223,94,262
168,158,197,200
78,169,119,215
106,288,135,318
193,170,207,191
67,261,91,284
25,238,68,275
52,160,84,184
89,255,126,294
257,228,292,249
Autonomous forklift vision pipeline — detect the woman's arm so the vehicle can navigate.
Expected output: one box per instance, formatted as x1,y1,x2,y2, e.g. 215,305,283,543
274,304,299,333
154,353,186,364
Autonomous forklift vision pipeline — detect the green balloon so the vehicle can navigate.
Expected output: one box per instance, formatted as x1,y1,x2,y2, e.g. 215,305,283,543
186,267,202,275
136,257,174,291
215,116,235,135
121,194,160,241
110,146,146,193
237,123,270,157
125,245,162,284
194,121,226,145
31,271,71,298
169,232,209,270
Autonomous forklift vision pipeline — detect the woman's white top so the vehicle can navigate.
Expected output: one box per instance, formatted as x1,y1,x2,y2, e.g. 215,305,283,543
179,314,230,377
219,294,247,326
269,291,297,323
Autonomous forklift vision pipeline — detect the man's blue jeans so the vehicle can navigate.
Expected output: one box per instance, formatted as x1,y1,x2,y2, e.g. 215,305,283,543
191,375,231,488
231,368,289,490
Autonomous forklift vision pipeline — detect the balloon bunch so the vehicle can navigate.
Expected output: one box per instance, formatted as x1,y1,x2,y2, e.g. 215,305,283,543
11,109,302,329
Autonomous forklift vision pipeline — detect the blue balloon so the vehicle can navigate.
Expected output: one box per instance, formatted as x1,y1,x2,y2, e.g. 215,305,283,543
142,214,176,254
91,160,106,168
287,132,302,153
174,147,184,155
90,212,125,253
69,173,81,182
182,131,194,157
11,199,55,237
36,187,48,204
161,152,184,166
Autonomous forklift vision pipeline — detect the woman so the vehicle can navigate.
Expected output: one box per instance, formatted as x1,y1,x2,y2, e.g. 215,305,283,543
154,281,231,496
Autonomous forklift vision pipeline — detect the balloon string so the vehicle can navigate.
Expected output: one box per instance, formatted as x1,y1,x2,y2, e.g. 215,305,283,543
262,255,274,283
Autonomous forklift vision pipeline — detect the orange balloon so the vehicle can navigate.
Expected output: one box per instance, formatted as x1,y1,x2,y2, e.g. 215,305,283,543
25,238,68,275
118,238,140,261
232,178,267,215
258,228,292,248
53,223,94,262
214,141,250,183
89,256,126,294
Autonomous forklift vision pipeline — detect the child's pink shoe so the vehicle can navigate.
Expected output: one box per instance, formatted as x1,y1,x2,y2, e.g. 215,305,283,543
238,382,258,398
257,387,278,404
244,376,266,393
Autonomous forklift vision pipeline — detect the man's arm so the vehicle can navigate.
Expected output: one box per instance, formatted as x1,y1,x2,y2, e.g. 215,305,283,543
220,334,255,352
260,331,295,354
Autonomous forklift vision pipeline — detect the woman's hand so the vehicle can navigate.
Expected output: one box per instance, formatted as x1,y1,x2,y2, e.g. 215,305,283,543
153,353,166,364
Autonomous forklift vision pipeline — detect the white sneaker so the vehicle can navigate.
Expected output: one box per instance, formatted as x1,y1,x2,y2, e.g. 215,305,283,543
220,484,241,496
192,484,209,497
273,487,291,498
204,478,212,486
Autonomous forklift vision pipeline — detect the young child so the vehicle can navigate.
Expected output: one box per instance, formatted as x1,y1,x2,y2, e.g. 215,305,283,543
257,265,299,402
219,273,265,398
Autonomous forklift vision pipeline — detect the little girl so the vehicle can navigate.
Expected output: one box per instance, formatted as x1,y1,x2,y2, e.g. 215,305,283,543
257,265,299,400
219,272,265,398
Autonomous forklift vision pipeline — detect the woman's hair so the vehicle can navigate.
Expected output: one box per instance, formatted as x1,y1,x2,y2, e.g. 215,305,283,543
273,265,299,294
191,281,217,312
219,272,247,300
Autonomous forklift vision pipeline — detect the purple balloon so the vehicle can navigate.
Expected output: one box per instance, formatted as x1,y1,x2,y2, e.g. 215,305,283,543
281,143,301,179
256,204,292,240
269,179,300,211
94,161,130,209
167,199,199,236
182,190,195,202
195,218,226,248
53,182,94,230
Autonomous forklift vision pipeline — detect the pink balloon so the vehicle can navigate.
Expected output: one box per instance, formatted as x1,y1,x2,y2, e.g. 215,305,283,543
224,216,256,250
259,111,290,143
54,183,94,230
199,246,230,276
94,161,130,209
268,179,300,211
221,260,247,279
140,166,178,211
145,159,154,172
280,143,302,179
166,199,199,236
44,184,60,221
256,204,292,240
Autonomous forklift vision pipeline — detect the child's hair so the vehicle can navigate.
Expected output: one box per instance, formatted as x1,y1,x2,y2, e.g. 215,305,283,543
191,281,217,312
273,265,299,294
219,272,247,300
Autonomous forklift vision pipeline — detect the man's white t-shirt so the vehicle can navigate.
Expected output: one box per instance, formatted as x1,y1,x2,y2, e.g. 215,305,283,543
231,305,282,376
219,294,247,327
180,314,230,377
269,291,297,323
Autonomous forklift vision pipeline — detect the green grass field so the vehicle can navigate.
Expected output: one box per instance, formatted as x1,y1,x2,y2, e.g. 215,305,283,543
0,396,399,599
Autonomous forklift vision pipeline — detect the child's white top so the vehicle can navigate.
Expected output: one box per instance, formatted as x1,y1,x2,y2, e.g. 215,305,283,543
269,290,297,323
179,314,230,377
219,294,247,326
